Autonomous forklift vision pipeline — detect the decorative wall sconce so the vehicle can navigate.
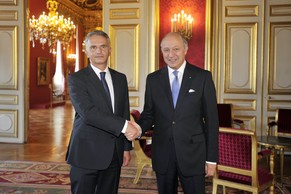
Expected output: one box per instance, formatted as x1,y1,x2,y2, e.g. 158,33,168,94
171,10,193,41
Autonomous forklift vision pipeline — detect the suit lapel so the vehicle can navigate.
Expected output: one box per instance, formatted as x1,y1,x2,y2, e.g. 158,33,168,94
160,67,175,109
88,65,113,112
109,68,119,113
175,63,193,110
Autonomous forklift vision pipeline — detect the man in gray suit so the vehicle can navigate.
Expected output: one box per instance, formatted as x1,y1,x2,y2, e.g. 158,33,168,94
66,30,140,194
137,32,219,194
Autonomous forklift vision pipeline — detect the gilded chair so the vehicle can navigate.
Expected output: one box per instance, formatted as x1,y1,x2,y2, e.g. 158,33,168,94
130,109,152,184
217,103,245,129
259,108,291,178
212,127,274,194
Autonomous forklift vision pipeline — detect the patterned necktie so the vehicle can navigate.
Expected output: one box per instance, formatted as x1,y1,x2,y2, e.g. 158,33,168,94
172,70,180,108
100,72,112,105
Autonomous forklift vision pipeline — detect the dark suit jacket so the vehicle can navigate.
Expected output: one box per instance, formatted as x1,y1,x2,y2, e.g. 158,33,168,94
66,65,132,170
139,62,219,176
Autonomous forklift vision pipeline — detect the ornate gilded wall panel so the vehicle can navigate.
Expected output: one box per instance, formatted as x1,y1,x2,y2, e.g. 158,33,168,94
224,99,256,111
225,23,257,94
267,100,291,111
235,115,256,131
0,0,17,5
110,8,140,19
129,96,139,107
270,4,291,16
268,22,291,94
109,24,139,91
0,11,17,20
0,94,18,105
0,26,17,90
225,5,258,17
0,110,17,137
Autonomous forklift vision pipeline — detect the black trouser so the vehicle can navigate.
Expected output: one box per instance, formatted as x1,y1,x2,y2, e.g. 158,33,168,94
70,148,121,194
156,141,205,194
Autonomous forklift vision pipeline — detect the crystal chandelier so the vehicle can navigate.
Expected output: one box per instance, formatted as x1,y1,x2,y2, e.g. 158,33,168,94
171,10,193,41
28,0,76,53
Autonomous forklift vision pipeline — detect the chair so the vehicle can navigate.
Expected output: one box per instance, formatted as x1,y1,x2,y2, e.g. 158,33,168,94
259,108,291,179
212,127,274,194
267,108,291,137
217,103,245,129
130,109,153,184
261,109,291,158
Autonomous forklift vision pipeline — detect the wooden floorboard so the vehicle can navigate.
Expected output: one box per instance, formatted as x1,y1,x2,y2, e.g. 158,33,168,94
0,101,289,176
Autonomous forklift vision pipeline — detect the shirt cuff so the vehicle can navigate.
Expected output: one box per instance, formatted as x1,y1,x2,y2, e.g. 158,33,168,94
121,120,128,133
206,161,217,165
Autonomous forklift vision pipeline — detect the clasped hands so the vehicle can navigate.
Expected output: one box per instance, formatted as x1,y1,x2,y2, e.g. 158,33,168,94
125,121,141,141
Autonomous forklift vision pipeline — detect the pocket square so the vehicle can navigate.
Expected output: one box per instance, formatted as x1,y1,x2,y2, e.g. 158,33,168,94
188,89,195,93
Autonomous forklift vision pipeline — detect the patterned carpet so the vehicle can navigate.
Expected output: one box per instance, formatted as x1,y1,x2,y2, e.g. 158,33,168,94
0,160,289,194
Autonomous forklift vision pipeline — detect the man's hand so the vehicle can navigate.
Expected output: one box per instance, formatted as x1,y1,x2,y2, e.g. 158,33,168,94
122,151,131,166
205,163,216,177
124,121,141,141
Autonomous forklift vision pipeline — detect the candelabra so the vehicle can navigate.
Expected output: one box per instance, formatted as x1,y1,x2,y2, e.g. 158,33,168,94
171,10,193,41
28,0,76,53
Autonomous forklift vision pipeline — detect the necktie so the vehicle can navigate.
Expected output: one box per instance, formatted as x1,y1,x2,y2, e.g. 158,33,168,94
172,70,180,108
100,72,112,105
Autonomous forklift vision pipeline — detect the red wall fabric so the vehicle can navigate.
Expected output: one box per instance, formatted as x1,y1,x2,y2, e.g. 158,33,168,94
29,0,55,108
159,0,206,69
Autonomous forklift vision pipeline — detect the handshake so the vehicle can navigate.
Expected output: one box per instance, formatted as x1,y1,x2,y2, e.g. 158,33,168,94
124,121,141,141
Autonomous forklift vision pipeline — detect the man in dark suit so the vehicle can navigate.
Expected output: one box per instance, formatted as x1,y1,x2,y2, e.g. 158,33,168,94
137,32,219,194
66,30,140,194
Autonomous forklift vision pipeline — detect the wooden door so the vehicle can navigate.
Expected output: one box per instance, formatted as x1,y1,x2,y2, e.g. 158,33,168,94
212,0,291,136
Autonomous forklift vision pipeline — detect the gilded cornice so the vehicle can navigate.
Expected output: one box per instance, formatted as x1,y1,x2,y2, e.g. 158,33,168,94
56,0,102,28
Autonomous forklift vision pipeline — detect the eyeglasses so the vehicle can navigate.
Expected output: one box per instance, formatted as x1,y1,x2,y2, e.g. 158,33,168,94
89,45,108,52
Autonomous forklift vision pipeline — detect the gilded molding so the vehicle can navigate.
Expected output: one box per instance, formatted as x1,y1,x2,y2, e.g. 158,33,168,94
0,11,17,20
0,0,17,5
0,94,18,105
235,115,256,131
0,26,17,90
109,24,139,91
69,0,102,10
0,109,18,138
110,8,140,20
224,23,257,94
129,96,139,107
225,5,258,17
224,99,256,111
57,0,102,29
268,22,291,94
270,4,291,16
110,0,139,3
267,100,291,111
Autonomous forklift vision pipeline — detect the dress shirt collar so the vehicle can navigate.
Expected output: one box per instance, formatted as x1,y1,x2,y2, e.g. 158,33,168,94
90,64,110,79
167,60,186,80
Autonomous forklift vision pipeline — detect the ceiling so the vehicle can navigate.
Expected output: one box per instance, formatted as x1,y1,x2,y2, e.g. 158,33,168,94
69,0,102,11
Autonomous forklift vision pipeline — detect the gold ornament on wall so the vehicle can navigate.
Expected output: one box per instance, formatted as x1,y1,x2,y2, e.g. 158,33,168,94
171,10,193,41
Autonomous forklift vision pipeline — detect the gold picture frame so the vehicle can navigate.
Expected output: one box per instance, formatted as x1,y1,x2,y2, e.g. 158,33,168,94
37,57,50,85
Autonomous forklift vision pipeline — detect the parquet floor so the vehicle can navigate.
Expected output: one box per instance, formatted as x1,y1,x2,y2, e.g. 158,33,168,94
0,101,137,166
0,101,289,176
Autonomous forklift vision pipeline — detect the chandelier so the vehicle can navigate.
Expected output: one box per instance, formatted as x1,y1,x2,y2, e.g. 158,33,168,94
28,0,76,53
171,10,193,41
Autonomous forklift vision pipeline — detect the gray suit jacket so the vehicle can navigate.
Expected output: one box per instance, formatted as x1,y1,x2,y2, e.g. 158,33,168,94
139,62,219,176
66,65,132,170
